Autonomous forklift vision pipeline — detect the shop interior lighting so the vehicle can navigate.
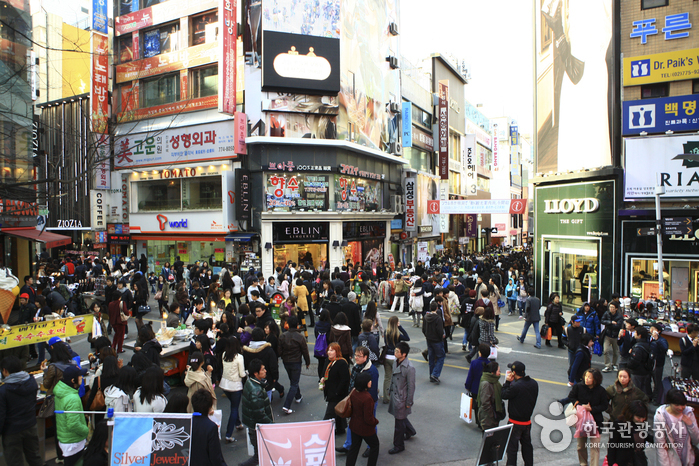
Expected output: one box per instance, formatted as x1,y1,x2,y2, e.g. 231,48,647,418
332,240,340,249
559,247,598,257
640,131,648,136
264,242,272,250
223,165,228,169
209,165,215,170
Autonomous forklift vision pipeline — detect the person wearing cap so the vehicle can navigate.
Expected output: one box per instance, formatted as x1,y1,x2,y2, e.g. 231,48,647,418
54,364,89,466
564,316,584,367
501,361,538,466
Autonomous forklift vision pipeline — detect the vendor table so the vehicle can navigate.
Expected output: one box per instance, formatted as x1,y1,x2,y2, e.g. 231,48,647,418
662,330,684,353
124,339,190,376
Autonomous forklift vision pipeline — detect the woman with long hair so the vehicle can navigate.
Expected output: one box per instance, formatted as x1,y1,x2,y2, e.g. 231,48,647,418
382,315,410,403
185,351,216,413
132,282,148,330
104,366,138,412
607,400,649,466
156,275,169,314
82,420,109,466
314,309,332,380
264,320,285,397
133,366,167,412
363,301,383,336
321,342,350,435
328,312,352,362
409,278,424,327
220,337,246,441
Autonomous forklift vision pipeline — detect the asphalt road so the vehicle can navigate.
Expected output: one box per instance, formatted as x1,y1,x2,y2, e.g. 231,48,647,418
48,307,671,466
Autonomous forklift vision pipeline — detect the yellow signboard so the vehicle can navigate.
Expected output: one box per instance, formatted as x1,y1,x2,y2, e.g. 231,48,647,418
0,315,93,349
624,48,699,86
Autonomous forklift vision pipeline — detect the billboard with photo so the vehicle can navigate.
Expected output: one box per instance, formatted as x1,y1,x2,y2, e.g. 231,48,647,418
535,0,614,174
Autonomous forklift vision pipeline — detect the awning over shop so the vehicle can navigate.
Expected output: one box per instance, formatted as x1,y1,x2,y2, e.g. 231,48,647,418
2,228,72,249
225,233,256,242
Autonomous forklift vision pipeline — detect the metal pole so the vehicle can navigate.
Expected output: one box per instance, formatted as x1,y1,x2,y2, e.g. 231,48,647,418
654,184,665,300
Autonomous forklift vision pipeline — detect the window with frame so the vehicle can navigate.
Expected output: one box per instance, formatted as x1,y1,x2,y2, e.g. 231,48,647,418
449,132,461,161
192,11,219,46
142,22,179,58
182,176,222,210
141,73,180,108
191,66,218,98
641,83,669,99
641,0,668,9
118,83,138,114
136,179,181,211
411,105,432,130
449,171,461,194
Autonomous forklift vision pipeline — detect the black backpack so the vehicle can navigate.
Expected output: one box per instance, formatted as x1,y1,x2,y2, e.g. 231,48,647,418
632,344,655,372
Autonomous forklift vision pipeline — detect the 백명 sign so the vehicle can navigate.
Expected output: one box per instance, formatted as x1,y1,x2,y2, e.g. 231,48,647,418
623,95,699,135
438,81,449,180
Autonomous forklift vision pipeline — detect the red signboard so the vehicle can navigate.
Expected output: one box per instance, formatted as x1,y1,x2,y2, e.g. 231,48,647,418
115,7,154,36
438,80,449,180
118,95,217,123
219,0,236,115
115,42,218,83
256,420,336,466
91,33,109,134
235,112,247,155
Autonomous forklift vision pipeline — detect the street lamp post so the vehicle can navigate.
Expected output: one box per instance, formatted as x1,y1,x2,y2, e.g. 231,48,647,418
654,182,665,300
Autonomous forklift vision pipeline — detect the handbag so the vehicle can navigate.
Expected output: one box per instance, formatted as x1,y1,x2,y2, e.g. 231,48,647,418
377,345,387,364
89,376,105,411
540,323,549,338
138,305,152,315
593,339,603,356
334,389,355,418
574,405,599,438
559,315,566,326
459,392,473,424
119,302,130,322
38,395,55,418
154,290,162,300
497,299,506,309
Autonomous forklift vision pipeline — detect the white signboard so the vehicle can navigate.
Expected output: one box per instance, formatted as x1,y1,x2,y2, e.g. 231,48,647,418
115,120,238,168
466,120,492,149
417,241,429,262
492,123,499,171
404,176,416,232
90,190,106,231
464,134,477,196
625,134,699,199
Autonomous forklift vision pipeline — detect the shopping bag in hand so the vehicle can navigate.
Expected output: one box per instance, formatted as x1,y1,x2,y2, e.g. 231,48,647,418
574,405,598,438
460,392,473,424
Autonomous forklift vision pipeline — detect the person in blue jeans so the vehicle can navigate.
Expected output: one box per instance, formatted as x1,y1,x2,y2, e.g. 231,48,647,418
278,316,311,414
505,278,517,316
515,277,527,317
423,301,446,384
219,337,245,441
516,287,542,349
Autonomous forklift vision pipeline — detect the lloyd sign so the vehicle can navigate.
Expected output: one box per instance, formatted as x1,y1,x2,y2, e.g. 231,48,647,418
544,198,600,214
404,176,416,232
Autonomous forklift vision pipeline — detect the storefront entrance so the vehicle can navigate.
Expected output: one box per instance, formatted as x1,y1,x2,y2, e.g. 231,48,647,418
342,221,386,273
272,222,329,271
543,237,600,306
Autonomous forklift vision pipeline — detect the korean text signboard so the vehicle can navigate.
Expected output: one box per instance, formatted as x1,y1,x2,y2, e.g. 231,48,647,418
0,315,93,348
404,176,416,232
266,173,329,211
427,199,528,215
91,33,109,134
624,48,699,86
629,12,692,44
219,0,236,115
464,134,477,196
402,102,412,148
438,80,449,180
623,95,699,135
256,420,335,466
92,0,108,35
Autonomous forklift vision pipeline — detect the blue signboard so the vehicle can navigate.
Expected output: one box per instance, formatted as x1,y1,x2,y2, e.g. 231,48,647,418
391,219,402,230
623,95,699,135
401,102,412,148
92,0,108,35
510,125,519,146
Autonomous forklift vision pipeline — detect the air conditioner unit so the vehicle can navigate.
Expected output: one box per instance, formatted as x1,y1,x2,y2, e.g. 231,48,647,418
390,194,404,214
388,22,399,36
389,142,402,155
386,56,399,69
389,102,400,113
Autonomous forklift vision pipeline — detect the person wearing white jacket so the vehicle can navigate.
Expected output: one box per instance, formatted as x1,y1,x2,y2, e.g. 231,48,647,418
219,338,246,442
104,366,137,413
654,388,699,466
133,366,167,413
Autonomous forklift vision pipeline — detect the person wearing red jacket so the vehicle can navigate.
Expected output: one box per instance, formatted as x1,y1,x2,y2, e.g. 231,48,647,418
346,371,379,466
108,294,129,353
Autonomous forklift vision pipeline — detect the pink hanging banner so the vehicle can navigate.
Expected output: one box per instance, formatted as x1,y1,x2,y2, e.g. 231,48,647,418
256,420,336,466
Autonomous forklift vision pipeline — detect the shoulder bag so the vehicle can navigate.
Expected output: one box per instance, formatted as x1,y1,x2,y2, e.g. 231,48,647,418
38,395,55,418
90,376,106,411
119,301,130,322
334,388,355,418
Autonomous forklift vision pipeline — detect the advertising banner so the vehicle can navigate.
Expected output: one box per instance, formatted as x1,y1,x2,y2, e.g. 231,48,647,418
266,173,329,211
219,0,236,115
115,0,218,35
402,102,413,148
417,242,429,262
235,112,247,155
404,176,416,232
623,95,699,135
90,190,106,231
115,120,238,168
625,134,699,199
116,42,218,83
256,420,335,466
412,126,434,152
465,214,477,237
92,0,108,35
624,48,699,86
438,80,449,180
439,179,449,233
536,0,613,173
0,315,93,349
94,134,111,189
335,175,382,212
427,199,528,215
118,95,217,124
91,33,109,134
110,414,192,466
466,120,491,149
492,123,499,171
236,168,251,221
464,134,477,196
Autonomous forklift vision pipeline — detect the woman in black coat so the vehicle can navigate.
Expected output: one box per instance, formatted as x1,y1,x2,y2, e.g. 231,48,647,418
543,292,564,348
139,254,148,274
568,368,609,466
322,342,350,434
132,282,149,330
242,328,279,392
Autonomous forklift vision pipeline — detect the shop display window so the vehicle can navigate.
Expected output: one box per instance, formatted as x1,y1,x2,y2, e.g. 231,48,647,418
137,179,181,211
182,176,222,210
630,258,697,302
141,73,180,108
274,244,327,270
142,22,179,58
334,175,381,212
343,239,384,273
190,66,219,99
192,11,219,46
543,239,599,307
266,173,330,212
147,240,225,274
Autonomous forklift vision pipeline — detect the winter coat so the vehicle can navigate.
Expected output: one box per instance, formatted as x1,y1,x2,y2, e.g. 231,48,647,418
544,302,563,326
348,390,379,437
628,339,653,376
243,341,279,388
524,296,541,323
108,299,128,329
489,288,503,316
569,345,592,384
241,376,273,429
278,328,311,365
576,307,601,338
651,335,669,367
220,353,246,392
607,419,649,466
654,404,699,466
294,285,309,312
388,357,415,420
132,389,167,413
605,380,649,420
478,372,504,430
357,331,380,361
53,381,89,444
505,280,517,301
422,312,445,343
501,375,539,423
43,360,77,396
191,415,227,466
464,355,489,396
0,371,38,435
323,358,350,403
184,369,216,413
568,382,609,430
384,326,410,358
328,325,353,360
479,317,497,345
680,335,699,368
342,302,363,338
137,339,162,368
104,385,133,412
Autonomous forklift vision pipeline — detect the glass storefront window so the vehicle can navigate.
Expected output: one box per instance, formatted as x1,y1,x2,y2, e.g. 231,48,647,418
335,175,381,212
143,22,179,58
191,11,218,45
147,240,225,274
274,244,327,270
191,66,218,98
266,173,330,212
544,239,599,307
630,259,698,302
141,73,180,108
182,176,222,210
118,36,134,63
137,179,181,211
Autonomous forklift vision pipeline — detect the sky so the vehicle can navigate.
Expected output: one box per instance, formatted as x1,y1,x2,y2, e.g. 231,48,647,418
400,0,534,136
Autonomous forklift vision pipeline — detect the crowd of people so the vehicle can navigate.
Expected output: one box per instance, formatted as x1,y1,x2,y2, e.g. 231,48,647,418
1,245,697,466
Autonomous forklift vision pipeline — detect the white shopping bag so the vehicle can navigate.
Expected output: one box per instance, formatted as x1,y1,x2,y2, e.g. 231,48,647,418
489,345,498,360
246,427,255,456
209,409,223,439
460,392,473,424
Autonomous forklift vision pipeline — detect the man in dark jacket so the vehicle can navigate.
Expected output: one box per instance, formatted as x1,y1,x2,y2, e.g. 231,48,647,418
650,323,669,404
240,359,273,466
278,316,310,414
388,342,415,455
190,389,227,466
617,318,638,369
564,316,584,368
502,361,539,466
576,302,601,339
601,302,624,372
627,326,653,398
422,302,445,384
516,288,541,349
342,292,362,349
569,334,594,385
0,356,43,466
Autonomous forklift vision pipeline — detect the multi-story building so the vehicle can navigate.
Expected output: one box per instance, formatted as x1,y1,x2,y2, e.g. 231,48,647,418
490,116,523,248
619,0,699,303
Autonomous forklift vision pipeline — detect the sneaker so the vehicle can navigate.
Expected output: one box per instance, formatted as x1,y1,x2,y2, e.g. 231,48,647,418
225,437,237,443
430,376,440,384
613,365,619,371
516,336,523,344
519,316,524,320
55,459,64,464
508,312,513,316
294,395,303,403
602,366,612,373
282,407,293,414
533,344,541,349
